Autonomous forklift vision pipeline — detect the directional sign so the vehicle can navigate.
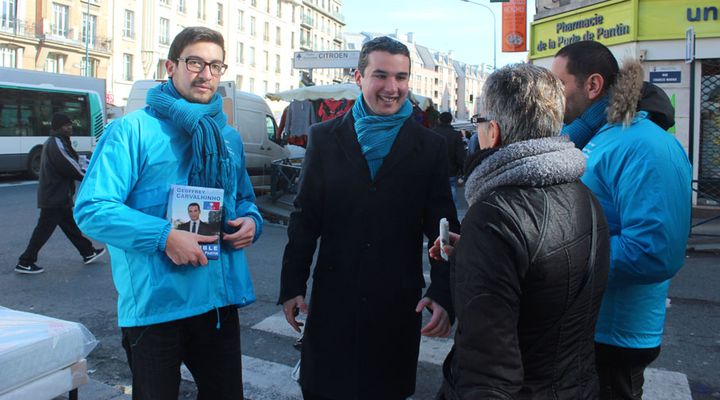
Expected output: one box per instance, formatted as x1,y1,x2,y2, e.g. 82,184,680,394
293,51,360,69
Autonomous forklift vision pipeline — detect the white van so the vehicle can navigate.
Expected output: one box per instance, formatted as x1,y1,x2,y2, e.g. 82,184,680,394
125,80,289,190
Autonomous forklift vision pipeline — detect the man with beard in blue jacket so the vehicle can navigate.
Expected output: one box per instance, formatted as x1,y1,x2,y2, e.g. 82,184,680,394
75,27,261,399
551,41,691,399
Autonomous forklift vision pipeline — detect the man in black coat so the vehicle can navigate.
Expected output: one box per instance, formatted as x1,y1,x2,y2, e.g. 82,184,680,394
431,64,610,399
433,112,466,206
15,113,104,274
279,36,460,400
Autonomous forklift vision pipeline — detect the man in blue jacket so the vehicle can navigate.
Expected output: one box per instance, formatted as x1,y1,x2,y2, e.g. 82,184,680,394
551,41,692,399
75,27,262,399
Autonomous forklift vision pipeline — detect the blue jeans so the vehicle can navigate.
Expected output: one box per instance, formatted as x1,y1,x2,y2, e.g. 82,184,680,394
121,306,243,400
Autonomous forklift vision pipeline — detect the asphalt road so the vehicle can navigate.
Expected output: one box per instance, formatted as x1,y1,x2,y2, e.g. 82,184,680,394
0,176,718,399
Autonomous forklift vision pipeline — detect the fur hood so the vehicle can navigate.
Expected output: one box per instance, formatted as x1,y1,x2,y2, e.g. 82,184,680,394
607,60,675,130
607,59,645,126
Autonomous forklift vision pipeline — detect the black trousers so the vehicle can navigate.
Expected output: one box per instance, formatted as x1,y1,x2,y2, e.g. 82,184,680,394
19,207,94,264
595,342,661,400
121,306,243,400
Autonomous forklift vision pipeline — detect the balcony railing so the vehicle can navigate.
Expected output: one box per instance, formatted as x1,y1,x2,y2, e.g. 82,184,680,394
0,19,37,40
300,14,314,27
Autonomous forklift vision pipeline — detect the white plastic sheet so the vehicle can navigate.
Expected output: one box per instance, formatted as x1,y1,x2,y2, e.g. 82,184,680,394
0,307,97,395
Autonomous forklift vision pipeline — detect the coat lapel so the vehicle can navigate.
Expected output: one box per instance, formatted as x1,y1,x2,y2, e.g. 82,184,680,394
371,117,416,183
335,112,372,182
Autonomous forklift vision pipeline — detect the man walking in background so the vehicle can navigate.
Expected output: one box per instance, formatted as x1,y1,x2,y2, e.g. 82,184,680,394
433,111,466,205
15,113,104,274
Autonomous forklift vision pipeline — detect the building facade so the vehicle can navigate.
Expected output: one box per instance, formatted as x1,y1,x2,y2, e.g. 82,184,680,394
0,0,111,81
530,0,720,205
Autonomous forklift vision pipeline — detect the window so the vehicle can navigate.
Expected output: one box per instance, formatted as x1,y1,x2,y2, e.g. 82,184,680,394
123,53,133,81
276,0,282,17
123,10,135,38
275,26,281,45
236,75,243,90
217,3,223,25
159,18,170,45
292,5,296,22
1,0,17,30
249,46,255,66
45,53,64,73
81,13,97,47
197,0,206,20
263,50,269,71
265,0,270,12
291,31,295,49
0,46,16,67
250,0,256,7
275,82,280,92
236,42,244,63
177,0,186,12
250,16,255,36
51,3,68,37
263,80,268,94
237,10,244,31
80,57,98,77
160,0,169,5
275,54,281,73
249,77,255,93
263,22,269,41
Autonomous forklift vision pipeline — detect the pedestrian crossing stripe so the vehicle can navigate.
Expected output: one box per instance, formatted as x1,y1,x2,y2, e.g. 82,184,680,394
248,311,692,400
251,311,454,366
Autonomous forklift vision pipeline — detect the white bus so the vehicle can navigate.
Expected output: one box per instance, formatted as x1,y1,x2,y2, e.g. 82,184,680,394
0,81,105,178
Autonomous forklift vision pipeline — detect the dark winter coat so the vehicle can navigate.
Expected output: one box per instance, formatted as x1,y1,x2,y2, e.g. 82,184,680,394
443,137,610,400
433,124,466,177
280,112,460,400
38,133,85,208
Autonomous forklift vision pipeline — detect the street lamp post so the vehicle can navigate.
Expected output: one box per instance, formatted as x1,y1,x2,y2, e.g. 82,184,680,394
461,0,497,71
85,0,90,77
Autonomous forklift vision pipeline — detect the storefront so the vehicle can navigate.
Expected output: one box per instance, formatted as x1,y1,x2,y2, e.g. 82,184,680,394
530,0,720,205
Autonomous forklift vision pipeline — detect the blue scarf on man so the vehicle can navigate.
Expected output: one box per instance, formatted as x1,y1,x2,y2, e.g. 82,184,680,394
561,95,609,149
146,79,238,224
352,95,413,179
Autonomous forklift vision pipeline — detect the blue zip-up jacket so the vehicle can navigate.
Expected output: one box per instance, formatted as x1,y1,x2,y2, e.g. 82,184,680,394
581,111,691,348
74,108,262,327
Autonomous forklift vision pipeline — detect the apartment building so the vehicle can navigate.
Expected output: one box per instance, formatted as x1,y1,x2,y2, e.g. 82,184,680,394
297,0,345,86
0,0,111,79
109,0,314,105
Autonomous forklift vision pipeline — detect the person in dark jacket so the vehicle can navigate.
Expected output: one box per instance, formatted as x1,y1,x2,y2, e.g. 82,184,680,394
15,113,104,274
280,36,460,400
434,112,466,205
430,64,610,399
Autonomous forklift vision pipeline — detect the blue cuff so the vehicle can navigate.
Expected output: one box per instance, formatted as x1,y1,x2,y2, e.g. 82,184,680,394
247,214,263,243
157,223,172,252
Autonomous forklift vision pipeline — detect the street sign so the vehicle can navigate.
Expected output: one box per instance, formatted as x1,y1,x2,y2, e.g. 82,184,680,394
649,70,681,84
685,26,695,64
293,51,360,69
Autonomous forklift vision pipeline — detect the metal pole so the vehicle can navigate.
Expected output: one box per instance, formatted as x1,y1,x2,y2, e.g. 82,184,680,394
85,0,90,76
461,0,497,70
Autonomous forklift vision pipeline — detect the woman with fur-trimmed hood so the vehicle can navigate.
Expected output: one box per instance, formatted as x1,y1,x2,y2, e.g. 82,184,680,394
433,64,611,399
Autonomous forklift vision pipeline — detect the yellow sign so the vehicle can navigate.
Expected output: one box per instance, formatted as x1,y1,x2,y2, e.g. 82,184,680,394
639,0,720,40
530,0,636,59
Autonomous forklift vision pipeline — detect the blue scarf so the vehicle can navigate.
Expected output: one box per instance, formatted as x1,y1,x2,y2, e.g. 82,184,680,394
561,95,609,149
352,95,413,179
146,79,238,224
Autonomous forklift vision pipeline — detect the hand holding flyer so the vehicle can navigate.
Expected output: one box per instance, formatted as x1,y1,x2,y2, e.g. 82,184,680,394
439,218,449,261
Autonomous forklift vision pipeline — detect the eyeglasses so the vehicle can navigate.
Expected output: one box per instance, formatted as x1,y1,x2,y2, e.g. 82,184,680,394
470,114,492,126
177,56,228,77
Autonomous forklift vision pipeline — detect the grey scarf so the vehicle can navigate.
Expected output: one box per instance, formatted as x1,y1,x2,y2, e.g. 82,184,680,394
465,136,586,207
